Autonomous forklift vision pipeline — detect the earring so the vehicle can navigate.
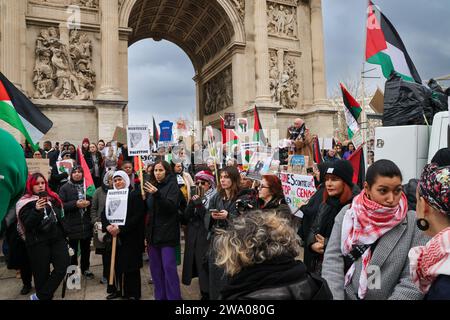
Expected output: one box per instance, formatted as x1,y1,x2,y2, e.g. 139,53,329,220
416,218,430,231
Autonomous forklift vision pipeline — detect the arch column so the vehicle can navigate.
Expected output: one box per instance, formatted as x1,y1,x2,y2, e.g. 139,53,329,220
97,0,124,100
311,0,328,104
254,0,271,104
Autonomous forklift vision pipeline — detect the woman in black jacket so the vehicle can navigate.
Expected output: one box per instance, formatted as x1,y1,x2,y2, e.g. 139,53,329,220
306,160,359,274
143,160,182,300
16,173,70,300
205,166,241,300
214,210,332,300
59,165,94,279
182,170,217,300
102,170,146,300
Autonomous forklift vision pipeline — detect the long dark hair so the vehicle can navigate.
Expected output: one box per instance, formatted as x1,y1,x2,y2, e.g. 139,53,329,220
218,166,241,201
150,160,172,185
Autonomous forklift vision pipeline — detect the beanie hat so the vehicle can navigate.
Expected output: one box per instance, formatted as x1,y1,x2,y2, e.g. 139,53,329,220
324,160,354,187
0,128,27,233
60,150,71,158
82,138,90,145
195,170,216,188
418,163,450,215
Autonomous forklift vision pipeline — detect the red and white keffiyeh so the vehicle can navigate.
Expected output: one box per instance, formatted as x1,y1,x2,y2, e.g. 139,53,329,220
341,190,408,299
409,227,450,294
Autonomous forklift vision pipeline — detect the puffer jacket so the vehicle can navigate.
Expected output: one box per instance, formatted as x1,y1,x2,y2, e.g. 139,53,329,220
59,181,93,240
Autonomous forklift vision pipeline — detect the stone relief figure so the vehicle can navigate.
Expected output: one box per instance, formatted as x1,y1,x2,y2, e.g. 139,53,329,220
231,0,245,20
70,0,99,8
203,66,233,116
269,53,299,109
32,27,96,100
267,2,297,38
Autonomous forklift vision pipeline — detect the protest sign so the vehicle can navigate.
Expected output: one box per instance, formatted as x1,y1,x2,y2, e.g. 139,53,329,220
112,127,127,144
224,113,236,129
237,118,248,133
159,121,174,142
240,142,260,170
26,159,50,178
323,138,333,150
127,125,150,156
352,129,364,149
56,159,74,175
247,151,273,181
105,189,129,226
287,155,309,174
280,172,317,217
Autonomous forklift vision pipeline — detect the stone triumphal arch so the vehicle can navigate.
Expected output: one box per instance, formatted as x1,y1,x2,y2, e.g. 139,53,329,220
0,0,335,143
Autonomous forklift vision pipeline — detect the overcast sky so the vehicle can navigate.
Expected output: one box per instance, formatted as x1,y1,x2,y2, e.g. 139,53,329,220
128,0,450,126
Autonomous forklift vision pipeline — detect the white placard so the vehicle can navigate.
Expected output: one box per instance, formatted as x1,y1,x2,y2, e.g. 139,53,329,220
105,189,129,226
352,129,364,149
323,138,333,150
127,125,150,156
280,172,317,217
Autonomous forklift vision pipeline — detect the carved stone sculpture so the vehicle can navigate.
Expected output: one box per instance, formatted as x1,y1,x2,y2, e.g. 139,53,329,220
269,51,299,109
267,2,297,38
32,27,96,100
204,66,233,116
231,0,245,20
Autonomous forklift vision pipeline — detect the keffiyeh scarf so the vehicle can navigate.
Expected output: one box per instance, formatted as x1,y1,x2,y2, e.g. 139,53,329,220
341,190,408,299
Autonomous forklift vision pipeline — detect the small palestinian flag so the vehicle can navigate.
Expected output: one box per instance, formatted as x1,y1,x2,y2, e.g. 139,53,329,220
348,146,365,190
221,117,239,149
253,106,266,147
340,83,362,139
77,147,96,198
0,72,53,151
366,1,421,83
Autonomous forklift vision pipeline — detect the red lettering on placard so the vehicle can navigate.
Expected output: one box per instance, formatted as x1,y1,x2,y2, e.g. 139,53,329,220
282,185,291,195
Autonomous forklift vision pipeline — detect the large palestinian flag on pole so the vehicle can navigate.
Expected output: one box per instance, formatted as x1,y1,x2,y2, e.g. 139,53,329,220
366,1,422,83
77,147,96,198
0,73,53,151
340,83,362,139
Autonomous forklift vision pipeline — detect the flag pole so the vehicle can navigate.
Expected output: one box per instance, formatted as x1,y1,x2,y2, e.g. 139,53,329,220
360,0,370,171
138,156,145,200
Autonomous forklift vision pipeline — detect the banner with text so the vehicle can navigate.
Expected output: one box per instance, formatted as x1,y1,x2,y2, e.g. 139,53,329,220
280,172,317,217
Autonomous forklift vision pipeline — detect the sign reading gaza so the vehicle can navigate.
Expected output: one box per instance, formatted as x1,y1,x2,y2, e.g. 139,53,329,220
127,125,150,156
280,172,316,217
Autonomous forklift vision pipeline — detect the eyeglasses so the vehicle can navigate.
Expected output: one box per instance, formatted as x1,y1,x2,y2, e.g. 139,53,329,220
258,185,269,190
195,181,207,186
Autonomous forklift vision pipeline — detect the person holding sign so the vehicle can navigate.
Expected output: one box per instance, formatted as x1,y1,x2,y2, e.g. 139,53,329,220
102,171,146,300
306,160,359,275
144,160,182,300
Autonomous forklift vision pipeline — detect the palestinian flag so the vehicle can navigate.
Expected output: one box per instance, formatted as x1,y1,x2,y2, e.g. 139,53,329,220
221,117,239,149
348,146,365,190
340,83,362,139
0,72,53,151
366,1,422,83
253,106,266,146
152,117,159,146
77,147,96,198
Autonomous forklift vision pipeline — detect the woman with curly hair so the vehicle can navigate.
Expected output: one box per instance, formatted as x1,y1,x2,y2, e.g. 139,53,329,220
214,210,332,300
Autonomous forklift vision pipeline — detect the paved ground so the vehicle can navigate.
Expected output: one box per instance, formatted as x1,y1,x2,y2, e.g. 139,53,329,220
0,242,201,300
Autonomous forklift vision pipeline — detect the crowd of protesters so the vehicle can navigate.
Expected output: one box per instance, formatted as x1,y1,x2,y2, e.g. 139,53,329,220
1,118,449,301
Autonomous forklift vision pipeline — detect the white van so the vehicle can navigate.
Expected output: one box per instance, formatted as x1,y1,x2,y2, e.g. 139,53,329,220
374,111,449,182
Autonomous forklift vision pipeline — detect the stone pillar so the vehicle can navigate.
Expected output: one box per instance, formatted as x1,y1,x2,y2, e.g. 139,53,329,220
310,0,327,104
0,0,23,87
97,0,123,100
253,0,271,104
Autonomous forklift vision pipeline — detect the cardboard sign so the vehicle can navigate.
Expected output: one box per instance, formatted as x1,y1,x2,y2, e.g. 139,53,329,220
280,172,317,217
224,113,236,129
127,125,150,156
352,129,364,149
26,159,50,178
112,127,127,144
105,189,129,226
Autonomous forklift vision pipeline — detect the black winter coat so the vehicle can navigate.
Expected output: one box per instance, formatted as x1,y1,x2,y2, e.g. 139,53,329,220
305,185,360,273
205,192,240,238
145,175,180,248
102,188,146,273
59,182,93,240
425,275,450,300
220,256,332,300
18,200,66,247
